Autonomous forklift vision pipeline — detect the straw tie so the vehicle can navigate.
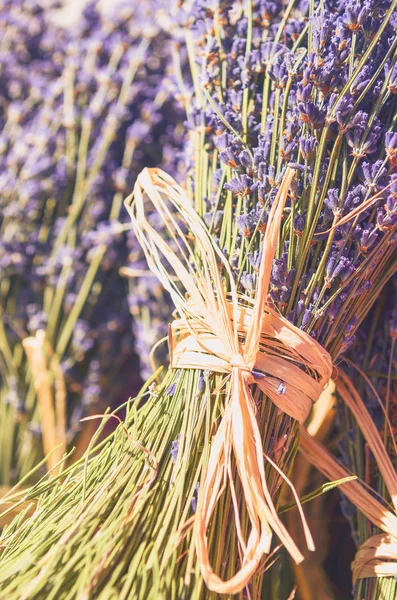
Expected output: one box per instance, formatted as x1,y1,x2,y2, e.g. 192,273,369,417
300,372,397,586
229,353,251,371
125,166,333,594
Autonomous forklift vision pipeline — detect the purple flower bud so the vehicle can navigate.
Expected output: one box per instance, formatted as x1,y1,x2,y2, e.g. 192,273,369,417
248,250,262,270
324,189,340,215
231,253,239,268
280,137,298,161
301,305,314,329
299,135,318,160
385,131,397,166
167,382,177,396
326,254,337,281
225,175,254,196
333,95,355,127
236,214,253,237
252,369,266,380
240,273,255,292
268,56,289,88
292,211,305,235
297,101,326,129
191,482,199,513
171,434,181,463
198,375,205,393
343,1,370,31
296,299,305,317
239,150,252,168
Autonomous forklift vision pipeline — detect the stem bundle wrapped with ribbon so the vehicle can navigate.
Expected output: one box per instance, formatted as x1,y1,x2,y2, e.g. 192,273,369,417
303,287,397,600
300,365,397,597
126,166,332,592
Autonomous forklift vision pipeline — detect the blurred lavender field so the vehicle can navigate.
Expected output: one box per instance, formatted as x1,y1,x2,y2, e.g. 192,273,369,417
0,0,185,483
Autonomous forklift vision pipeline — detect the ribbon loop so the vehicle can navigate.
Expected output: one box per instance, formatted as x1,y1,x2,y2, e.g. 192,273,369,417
125,167,333,594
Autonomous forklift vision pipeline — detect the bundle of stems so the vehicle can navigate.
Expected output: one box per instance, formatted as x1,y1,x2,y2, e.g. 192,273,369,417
335,281,397,599
0,1,397,598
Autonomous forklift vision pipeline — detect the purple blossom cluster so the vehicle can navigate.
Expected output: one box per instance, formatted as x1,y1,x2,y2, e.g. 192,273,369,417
0,0,68,130
178,0,397,355
0,0,184,478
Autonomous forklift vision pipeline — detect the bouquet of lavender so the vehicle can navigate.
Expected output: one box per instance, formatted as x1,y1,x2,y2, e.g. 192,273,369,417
299,280,397,600
0,1,396,599
335,281,397,600
0,0,183,485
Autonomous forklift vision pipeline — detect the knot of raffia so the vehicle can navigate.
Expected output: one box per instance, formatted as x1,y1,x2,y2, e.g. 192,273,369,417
125,166,333,594
229,353,251,372
170,299,331,425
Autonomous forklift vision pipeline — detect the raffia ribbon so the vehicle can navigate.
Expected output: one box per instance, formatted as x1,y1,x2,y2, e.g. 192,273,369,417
352,534,397,582
300,371,397,585
22,330,67,473
125,167,333,593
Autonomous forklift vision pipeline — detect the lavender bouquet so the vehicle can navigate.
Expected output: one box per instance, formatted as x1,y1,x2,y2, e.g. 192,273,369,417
0,1,397,599
0,0,182,485
299,280,397,600
335,280,397,600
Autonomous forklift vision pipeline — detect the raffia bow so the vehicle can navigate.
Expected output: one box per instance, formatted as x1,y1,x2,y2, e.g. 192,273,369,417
125,167,333,593
300,371,397,585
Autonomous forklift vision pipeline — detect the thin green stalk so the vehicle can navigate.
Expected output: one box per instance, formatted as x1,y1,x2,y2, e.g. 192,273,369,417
55,246,106,358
